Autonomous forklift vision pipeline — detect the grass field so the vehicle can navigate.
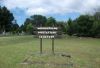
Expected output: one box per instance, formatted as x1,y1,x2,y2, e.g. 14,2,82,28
0,35,100,68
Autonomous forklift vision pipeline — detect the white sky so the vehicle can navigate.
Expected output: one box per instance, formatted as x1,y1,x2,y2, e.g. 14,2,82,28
2,0,100,16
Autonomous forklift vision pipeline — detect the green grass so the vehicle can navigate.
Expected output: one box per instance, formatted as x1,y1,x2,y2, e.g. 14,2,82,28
0,35,100,68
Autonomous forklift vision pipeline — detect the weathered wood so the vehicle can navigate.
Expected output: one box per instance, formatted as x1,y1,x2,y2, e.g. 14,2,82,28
52,38,54,54
40,38,42,54
34,27,61,54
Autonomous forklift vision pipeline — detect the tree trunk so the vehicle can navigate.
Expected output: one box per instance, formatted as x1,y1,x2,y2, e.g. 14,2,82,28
2,25,6,35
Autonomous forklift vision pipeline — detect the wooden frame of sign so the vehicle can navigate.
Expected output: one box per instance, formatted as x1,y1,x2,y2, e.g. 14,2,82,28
34,27,59,54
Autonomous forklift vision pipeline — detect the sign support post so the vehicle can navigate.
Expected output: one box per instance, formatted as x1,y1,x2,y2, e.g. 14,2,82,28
34,27,60,55
40,38,42,54
52,38,54,54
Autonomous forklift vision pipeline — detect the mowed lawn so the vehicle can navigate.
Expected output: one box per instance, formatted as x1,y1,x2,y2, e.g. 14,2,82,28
0,35,100,68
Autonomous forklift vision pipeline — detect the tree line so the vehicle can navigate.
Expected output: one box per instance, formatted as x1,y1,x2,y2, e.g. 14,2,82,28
67,13,100,37
0,6,100,37
0,6,19,34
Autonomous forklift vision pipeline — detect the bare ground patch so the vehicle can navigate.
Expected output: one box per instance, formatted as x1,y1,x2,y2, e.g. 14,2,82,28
20,52,74,68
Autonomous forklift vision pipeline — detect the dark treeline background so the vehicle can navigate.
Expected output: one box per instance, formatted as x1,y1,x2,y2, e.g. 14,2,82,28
0,6,100,37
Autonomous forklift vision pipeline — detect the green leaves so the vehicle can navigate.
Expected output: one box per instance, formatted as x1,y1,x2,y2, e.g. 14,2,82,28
0,6,14,33
46,17,56,26
67,14,100,37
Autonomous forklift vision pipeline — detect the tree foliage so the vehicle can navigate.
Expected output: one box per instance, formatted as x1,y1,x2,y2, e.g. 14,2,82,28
31,15,47,26
67,18,74,35
11,20,19,34
46,17,56,26
1,6,100,37
0,6,14,34
67,13,100,37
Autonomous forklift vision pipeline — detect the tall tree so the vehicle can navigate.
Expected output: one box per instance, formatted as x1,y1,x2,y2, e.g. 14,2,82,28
0,6,14,34
91,21,100,37
11,20,19,34
19,24,24,33
57,21,67,34
26,23,33,34
30,15,47,26
67,18,74,36
23,18,32,32
23,18,33,34
46,17,56,26
75,15,94,36
94,12,100,21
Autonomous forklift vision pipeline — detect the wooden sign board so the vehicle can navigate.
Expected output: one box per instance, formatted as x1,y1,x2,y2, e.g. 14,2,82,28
34,27,59,39
34,27,60,54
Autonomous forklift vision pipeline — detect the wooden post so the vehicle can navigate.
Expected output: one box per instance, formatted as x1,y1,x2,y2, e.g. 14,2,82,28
40,38,42,54
52,38,54,54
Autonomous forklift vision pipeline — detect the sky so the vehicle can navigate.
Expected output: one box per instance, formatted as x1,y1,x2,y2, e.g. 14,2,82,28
1,0,100,26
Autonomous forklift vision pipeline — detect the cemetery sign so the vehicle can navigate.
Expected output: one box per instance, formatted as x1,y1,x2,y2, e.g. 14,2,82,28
34,27,60,54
